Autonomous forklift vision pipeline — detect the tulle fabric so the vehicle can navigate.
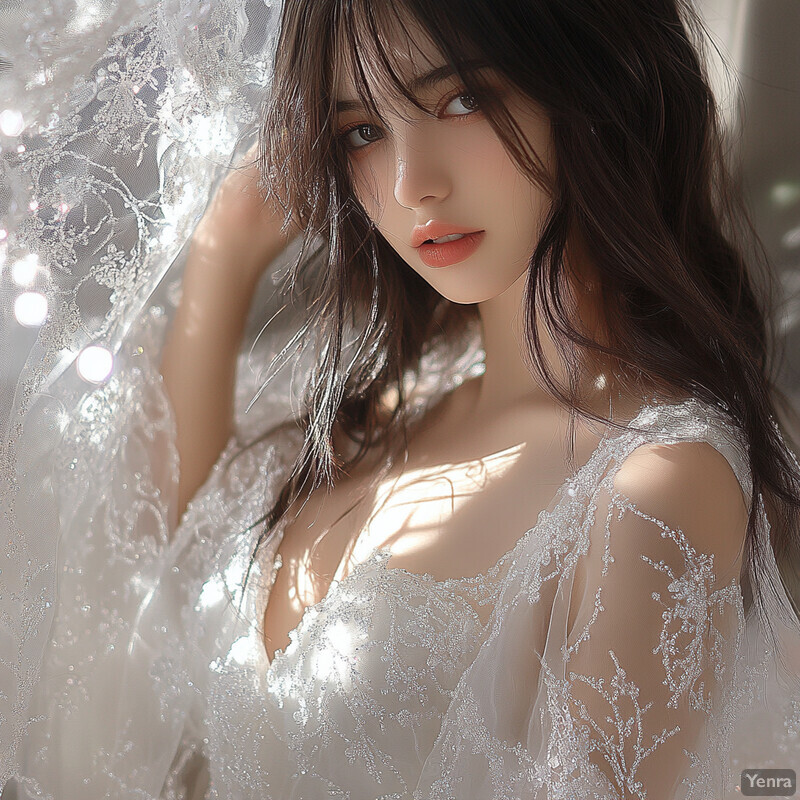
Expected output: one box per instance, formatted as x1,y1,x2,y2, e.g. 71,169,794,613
0,0,285,787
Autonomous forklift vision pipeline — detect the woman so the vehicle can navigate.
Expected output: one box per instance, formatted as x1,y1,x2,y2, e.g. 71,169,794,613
6,0,800,797
159,0,799,794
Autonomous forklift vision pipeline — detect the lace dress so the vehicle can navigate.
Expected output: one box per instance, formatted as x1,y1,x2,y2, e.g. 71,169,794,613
6,301,800,800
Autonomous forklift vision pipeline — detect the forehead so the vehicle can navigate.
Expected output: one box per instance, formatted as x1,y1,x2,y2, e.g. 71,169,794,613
332,10,446,101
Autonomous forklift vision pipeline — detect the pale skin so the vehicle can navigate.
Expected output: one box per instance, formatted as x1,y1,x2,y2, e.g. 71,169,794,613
160,17,688,663
159,149,300,517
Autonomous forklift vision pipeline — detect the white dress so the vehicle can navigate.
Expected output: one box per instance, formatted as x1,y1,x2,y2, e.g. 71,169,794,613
7,300,800,800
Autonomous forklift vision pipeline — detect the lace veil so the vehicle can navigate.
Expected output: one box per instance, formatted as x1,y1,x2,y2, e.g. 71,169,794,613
1,0,799,793
0,0,291,780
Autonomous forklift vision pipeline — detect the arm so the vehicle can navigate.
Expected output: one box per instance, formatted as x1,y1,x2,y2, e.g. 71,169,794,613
556,441,749,799
405,437,753,799
159,148,299,520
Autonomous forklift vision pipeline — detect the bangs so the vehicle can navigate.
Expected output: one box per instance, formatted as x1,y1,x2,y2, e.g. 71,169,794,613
331,0,492,126
324,0,548,205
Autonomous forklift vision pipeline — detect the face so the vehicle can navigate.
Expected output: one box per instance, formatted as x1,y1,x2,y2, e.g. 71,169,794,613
332,15,556,305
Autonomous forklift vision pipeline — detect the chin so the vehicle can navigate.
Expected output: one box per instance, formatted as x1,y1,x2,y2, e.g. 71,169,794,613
417,267,529,306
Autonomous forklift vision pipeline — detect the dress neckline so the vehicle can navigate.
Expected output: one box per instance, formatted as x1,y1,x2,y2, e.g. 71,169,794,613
263,395,708,670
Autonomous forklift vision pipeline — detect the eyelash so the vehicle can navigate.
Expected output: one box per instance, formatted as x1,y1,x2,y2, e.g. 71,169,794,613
336,89,482,153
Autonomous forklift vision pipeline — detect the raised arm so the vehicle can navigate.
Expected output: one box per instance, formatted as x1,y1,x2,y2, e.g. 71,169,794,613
159,147,299,520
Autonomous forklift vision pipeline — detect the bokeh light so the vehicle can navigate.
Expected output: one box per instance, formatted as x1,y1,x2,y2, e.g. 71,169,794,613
771,182,800,209
783,226,800,250
13,292,48,327
0,109,24,137
76,345,114,384
11,254,39,287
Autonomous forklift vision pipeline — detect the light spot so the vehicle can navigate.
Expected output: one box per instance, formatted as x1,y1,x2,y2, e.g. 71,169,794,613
11,253,39,287
229,635,254,665
771,181,800,209
14,292,47,327
76,345,114,384
782,225,800,250
198,575,226,609
0,109,24,137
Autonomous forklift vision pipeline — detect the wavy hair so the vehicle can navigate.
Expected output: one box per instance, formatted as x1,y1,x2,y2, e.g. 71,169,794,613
227,0,800,658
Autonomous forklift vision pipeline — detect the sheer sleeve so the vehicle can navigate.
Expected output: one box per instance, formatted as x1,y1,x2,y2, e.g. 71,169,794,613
548,441,749,799
414,434,759,800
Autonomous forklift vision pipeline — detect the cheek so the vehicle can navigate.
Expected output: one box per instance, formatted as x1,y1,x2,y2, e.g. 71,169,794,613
349,155,390,224
467,143,545,243
457,125,509,174
457,127,530,205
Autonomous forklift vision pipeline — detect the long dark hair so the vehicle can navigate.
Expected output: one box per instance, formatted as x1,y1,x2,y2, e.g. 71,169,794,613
228,0,800,658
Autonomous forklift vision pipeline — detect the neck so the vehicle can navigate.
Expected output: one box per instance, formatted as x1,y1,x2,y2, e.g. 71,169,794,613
471,265,649,426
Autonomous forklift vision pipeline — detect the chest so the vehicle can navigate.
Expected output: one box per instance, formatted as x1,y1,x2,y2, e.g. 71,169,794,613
261,409,601,663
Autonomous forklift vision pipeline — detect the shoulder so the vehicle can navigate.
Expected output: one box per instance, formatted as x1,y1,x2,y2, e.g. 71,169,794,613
607,439,749,579
613,439,748,510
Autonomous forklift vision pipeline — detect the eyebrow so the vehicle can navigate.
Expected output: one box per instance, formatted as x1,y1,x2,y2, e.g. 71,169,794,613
335,60,489,113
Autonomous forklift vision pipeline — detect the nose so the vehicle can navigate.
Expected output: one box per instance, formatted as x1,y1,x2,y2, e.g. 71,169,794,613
391,124,451,210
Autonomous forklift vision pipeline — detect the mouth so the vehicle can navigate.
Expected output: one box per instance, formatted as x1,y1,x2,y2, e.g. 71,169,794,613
411,222,484,249
421,232,479,245
417,230,486,268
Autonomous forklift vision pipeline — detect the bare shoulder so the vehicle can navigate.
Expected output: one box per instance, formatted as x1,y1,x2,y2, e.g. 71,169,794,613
610,439,749,575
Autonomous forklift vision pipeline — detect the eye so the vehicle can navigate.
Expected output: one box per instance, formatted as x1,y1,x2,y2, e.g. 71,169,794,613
440,91,481,118
339,123,383,152
336,91,483,154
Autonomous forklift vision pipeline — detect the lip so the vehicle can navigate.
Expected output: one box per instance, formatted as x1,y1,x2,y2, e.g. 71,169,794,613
418,230,486,268
411,221,484,249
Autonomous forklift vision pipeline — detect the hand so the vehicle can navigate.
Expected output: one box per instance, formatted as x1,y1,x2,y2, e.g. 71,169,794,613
190,142,301,288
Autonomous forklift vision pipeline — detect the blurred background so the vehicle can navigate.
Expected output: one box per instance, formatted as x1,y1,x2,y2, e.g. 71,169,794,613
701,0,800,420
